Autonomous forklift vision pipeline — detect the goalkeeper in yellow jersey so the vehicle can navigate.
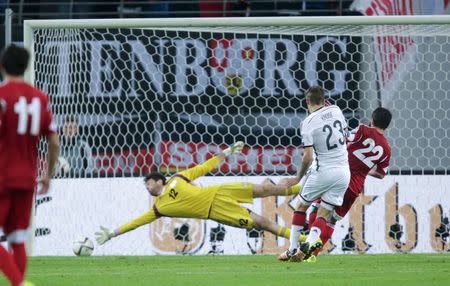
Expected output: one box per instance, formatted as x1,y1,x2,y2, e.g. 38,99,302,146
95,141,302,245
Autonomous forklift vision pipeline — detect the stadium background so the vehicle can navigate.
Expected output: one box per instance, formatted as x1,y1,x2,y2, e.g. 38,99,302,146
1,0,450,257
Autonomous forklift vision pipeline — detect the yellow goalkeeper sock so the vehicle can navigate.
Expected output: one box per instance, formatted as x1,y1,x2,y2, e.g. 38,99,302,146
277,226,289,238
284,185,301,196
277,226,307,242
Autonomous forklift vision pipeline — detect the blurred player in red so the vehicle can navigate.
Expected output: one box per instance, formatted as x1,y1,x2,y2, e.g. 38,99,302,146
306,107,392,260
0,45,60,286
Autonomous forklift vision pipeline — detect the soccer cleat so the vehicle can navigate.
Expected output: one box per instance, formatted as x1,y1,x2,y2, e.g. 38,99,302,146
290,240,323,262
305,255,317,263
23,281,36,286
277,249,295,261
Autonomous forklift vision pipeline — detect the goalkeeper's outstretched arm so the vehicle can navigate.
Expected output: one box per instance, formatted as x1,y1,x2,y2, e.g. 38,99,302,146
178,141,244,181
95,209,158,245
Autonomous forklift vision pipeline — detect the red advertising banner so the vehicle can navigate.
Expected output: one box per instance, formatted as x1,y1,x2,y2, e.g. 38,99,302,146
93,141,304,176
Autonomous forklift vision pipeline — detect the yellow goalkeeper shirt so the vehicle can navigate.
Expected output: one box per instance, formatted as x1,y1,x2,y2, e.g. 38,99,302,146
118,156,222,234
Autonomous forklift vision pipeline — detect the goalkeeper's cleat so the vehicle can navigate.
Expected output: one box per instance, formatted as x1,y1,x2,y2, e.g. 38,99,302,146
223,141,244,157
290,239,323,262
277,249,295,261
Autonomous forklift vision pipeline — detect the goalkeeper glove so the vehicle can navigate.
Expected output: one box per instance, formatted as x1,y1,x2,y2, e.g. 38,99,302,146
95,226,116,245
222,141,244,157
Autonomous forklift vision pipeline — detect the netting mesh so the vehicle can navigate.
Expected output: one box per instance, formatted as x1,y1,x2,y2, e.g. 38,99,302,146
33,24,449,178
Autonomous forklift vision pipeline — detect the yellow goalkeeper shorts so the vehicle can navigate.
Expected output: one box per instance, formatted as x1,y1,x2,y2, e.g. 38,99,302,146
208,182,254,229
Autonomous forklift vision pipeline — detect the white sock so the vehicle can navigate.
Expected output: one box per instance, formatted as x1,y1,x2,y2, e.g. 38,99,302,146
306,226,321,245
288,225,303,252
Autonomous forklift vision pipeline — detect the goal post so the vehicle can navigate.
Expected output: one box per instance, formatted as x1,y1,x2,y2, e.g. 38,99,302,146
24,16,450,255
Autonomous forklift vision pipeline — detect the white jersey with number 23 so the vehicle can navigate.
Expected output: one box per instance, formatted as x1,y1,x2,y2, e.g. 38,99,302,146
301,105,349,170
299,105,350,208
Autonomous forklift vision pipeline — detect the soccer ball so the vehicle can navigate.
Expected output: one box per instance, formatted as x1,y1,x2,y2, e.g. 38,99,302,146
72,237,94,256
55,156,71,176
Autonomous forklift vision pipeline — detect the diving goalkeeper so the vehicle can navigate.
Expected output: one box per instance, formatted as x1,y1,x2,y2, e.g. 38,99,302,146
95,142,302,245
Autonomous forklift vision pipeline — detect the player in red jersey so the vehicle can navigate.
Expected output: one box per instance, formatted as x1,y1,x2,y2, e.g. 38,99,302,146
304,107,392,260
0,45,60,286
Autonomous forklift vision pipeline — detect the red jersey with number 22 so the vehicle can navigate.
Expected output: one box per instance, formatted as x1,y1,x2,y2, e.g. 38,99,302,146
0,81,56,192
347,124,391,195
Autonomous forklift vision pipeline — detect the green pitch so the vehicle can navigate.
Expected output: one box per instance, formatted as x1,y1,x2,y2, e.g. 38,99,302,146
1,254,449,286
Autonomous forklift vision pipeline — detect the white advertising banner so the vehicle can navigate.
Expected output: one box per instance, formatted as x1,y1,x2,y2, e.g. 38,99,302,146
34,175,450,256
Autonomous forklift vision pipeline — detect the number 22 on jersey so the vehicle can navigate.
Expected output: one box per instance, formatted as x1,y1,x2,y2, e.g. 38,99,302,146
352,138,383,168
14,96,41,135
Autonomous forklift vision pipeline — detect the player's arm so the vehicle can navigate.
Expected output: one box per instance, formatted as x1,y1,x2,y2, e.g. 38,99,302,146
296,146,314,181
39,133,60,195
95,208,158,245
369,153,390,179
281,146,314,188
178,141,244,181
346,124,365,143
285,122,314,186
39,99,60,195
178,156,224,182
368,168,384,179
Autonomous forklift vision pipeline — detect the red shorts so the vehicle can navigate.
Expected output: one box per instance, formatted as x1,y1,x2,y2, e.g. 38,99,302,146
0,189,34,235
333,190,359,219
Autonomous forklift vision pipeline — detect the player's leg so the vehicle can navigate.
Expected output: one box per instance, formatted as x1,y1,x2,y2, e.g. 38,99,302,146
309,191,359,257
251,179,301,198
277,202,310,261
251,212,287,237
249,212,306,242
287,203,332,263
6,190,34,280
307,200,320,230
294,204,331,259
0,192,23,286
208,190,292,239
278,171,319,261
293,170,350,262
320,193,358,251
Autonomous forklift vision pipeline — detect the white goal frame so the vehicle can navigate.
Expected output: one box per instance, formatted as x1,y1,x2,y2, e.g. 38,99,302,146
23,15,450,85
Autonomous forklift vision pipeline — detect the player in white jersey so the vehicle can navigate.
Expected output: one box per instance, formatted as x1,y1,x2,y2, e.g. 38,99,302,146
278,86,350,262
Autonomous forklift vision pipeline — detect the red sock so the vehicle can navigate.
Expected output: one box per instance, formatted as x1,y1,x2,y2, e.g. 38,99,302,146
292,211,306,227
308,210,318,230
0,245,23,286
11,243,27,277
313,220,336,256
311,217,327,232
321,221,335,246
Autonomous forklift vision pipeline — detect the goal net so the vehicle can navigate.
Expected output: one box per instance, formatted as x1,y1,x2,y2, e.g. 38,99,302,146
27,17,450,178
25,16,450,255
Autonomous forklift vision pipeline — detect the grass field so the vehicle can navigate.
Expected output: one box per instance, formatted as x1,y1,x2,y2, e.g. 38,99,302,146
1,254,449,286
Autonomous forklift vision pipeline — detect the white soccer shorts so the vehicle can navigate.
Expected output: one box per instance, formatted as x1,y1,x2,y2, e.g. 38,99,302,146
299,167,350,211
